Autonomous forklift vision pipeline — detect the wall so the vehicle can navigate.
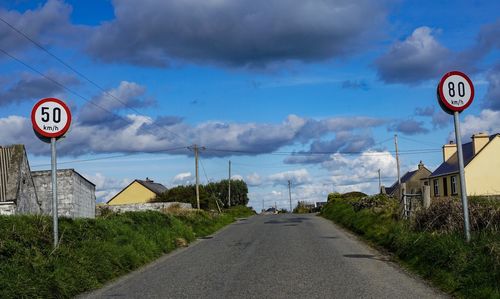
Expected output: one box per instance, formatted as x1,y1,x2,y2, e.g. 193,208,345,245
429,174,461,200
96,202,192,215
465,136,500,196
107,181,156,205
0,145,41,215
32,169,96,218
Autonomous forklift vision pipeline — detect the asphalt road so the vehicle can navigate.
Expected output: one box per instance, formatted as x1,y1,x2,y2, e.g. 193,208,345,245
81,214,446,299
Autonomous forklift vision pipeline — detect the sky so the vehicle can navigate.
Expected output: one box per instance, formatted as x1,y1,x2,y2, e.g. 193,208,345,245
0,0,499,211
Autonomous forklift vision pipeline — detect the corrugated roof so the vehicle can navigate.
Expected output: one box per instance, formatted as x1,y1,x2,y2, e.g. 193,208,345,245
137,179,167,195
430,134,499,178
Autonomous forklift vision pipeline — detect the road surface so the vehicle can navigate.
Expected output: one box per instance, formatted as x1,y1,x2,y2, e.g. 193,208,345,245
81,213,445,299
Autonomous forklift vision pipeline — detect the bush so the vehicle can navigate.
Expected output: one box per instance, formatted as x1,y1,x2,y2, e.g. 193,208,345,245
0,206,253,298
413,197,500,233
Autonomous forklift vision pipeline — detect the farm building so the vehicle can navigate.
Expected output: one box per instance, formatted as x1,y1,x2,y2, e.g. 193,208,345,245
107,178,167,205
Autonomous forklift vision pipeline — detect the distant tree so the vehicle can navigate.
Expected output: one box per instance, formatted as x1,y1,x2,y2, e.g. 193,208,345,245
153,179,249,210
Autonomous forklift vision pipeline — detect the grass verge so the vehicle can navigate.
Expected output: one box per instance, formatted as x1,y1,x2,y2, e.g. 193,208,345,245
321,195,499,299
0,206,254,298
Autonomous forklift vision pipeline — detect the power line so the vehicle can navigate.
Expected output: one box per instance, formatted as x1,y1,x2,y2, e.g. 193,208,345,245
30,146,188,168
205,147,441,156
0,16,190,144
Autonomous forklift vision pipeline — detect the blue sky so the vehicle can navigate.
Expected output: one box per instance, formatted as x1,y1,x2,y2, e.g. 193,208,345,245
0,0,499,210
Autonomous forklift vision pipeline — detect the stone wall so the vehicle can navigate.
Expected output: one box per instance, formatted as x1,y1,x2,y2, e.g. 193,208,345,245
0,145,41,215
32,169,96,218
96,202,192,216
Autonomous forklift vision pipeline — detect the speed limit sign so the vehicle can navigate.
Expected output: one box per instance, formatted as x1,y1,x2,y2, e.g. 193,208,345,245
31,98,71,138
437,71,474,113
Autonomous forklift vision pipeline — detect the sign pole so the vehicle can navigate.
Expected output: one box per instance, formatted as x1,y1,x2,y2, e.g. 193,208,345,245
437,71,474,242
51,137,59,248
453,112,471,242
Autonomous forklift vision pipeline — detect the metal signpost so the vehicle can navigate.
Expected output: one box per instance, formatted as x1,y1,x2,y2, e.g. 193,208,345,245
437,71,474,242
31,98,72,248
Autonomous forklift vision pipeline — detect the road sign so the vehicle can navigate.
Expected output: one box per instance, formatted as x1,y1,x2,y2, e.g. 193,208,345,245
437,71,473,242
31,97,71,248
437,71,474,113
31,98,71,138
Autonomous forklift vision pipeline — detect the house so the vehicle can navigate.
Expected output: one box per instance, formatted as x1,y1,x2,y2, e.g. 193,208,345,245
0,145,40,215
32,169,96,218
107,178,167,205
383,161,432,197
428,133,500,199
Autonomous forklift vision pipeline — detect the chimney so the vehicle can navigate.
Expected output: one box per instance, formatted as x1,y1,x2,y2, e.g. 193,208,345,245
443,141,457,162
418,160,424,170
472,132,489,155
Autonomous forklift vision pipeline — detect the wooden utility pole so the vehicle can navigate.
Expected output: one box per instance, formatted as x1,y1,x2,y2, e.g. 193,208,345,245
189,144,205,210
228,160,231,207
394,134,401,190
288,180,292,213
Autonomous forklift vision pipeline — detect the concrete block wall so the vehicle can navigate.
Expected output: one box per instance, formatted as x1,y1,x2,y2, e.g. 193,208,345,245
32,169,96,218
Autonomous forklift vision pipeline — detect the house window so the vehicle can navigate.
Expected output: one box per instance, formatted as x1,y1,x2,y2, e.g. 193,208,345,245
433,179,439,196
451,176,457,195
443,177,448,196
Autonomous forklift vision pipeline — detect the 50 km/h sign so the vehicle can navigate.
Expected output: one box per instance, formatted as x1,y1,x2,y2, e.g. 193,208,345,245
438,71,474,113
31,98,71,138
31,97,72,248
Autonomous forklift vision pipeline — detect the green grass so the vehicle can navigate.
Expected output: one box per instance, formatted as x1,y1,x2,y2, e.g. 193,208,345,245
321,197,499,299
0,206,254,298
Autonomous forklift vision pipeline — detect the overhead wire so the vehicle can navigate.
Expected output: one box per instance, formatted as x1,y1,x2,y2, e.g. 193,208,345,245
30,146,189,168
0,16,191,144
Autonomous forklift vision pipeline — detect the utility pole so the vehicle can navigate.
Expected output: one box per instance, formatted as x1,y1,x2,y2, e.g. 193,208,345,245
188,144,205,210
378,169,381,193
262,199,264,213
288,180,292,213
228,160,231,207
394,134,406,217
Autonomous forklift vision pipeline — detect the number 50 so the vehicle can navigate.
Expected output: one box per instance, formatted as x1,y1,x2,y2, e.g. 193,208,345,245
41,106,61,123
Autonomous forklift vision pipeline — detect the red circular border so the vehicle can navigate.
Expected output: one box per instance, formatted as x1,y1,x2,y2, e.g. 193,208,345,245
31,98,72,138
438,71,474,112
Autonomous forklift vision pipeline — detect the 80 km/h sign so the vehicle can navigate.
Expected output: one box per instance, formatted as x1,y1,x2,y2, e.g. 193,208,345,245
31,98,71,138
437,71,474,113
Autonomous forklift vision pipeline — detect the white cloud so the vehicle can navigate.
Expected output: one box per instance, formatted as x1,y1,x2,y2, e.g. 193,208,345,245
246,172,262,186
323,150,397,188
171,172,193,185
81,172,131,203
376,26,450,83
449,109,500,140
231,174,244,181
268,169,311,186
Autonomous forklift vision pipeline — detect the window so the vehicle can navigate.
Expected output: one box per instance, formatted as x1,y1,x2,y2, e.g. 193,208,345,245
443,177,448,196
433,179,439,196
451,176,457,195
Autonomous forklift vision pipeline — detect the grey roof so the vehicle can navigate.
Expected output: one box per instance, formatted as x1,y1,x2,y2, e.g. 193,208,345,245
429,134,499,178
137,180,167,195
386,169,418,195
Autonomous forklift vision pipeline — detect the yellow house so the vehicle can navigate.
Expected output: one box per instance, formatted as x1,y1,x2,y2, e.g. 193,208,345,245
428,133,500,199
107,178,167,205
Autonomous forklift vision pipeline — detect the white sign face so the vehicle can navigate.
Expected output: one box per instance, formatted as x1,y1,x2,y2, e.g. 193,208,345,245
31,98,71,138
438,71,474,112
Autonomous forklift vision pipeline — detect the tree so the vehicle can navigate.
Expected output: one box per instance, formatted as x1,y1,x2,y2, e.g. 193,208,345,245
153,179,249,210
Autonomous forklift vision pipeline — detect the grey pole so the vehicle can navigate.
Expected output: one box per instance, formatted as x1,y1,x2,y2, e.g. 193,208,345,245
288,180,292,213
228,160,231,207
51,137,59,248
453,112,471,242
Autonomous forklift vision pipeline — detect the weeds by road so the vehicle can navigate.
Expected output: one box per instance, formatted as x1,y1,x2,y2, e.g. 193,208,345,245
0,206,254,298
